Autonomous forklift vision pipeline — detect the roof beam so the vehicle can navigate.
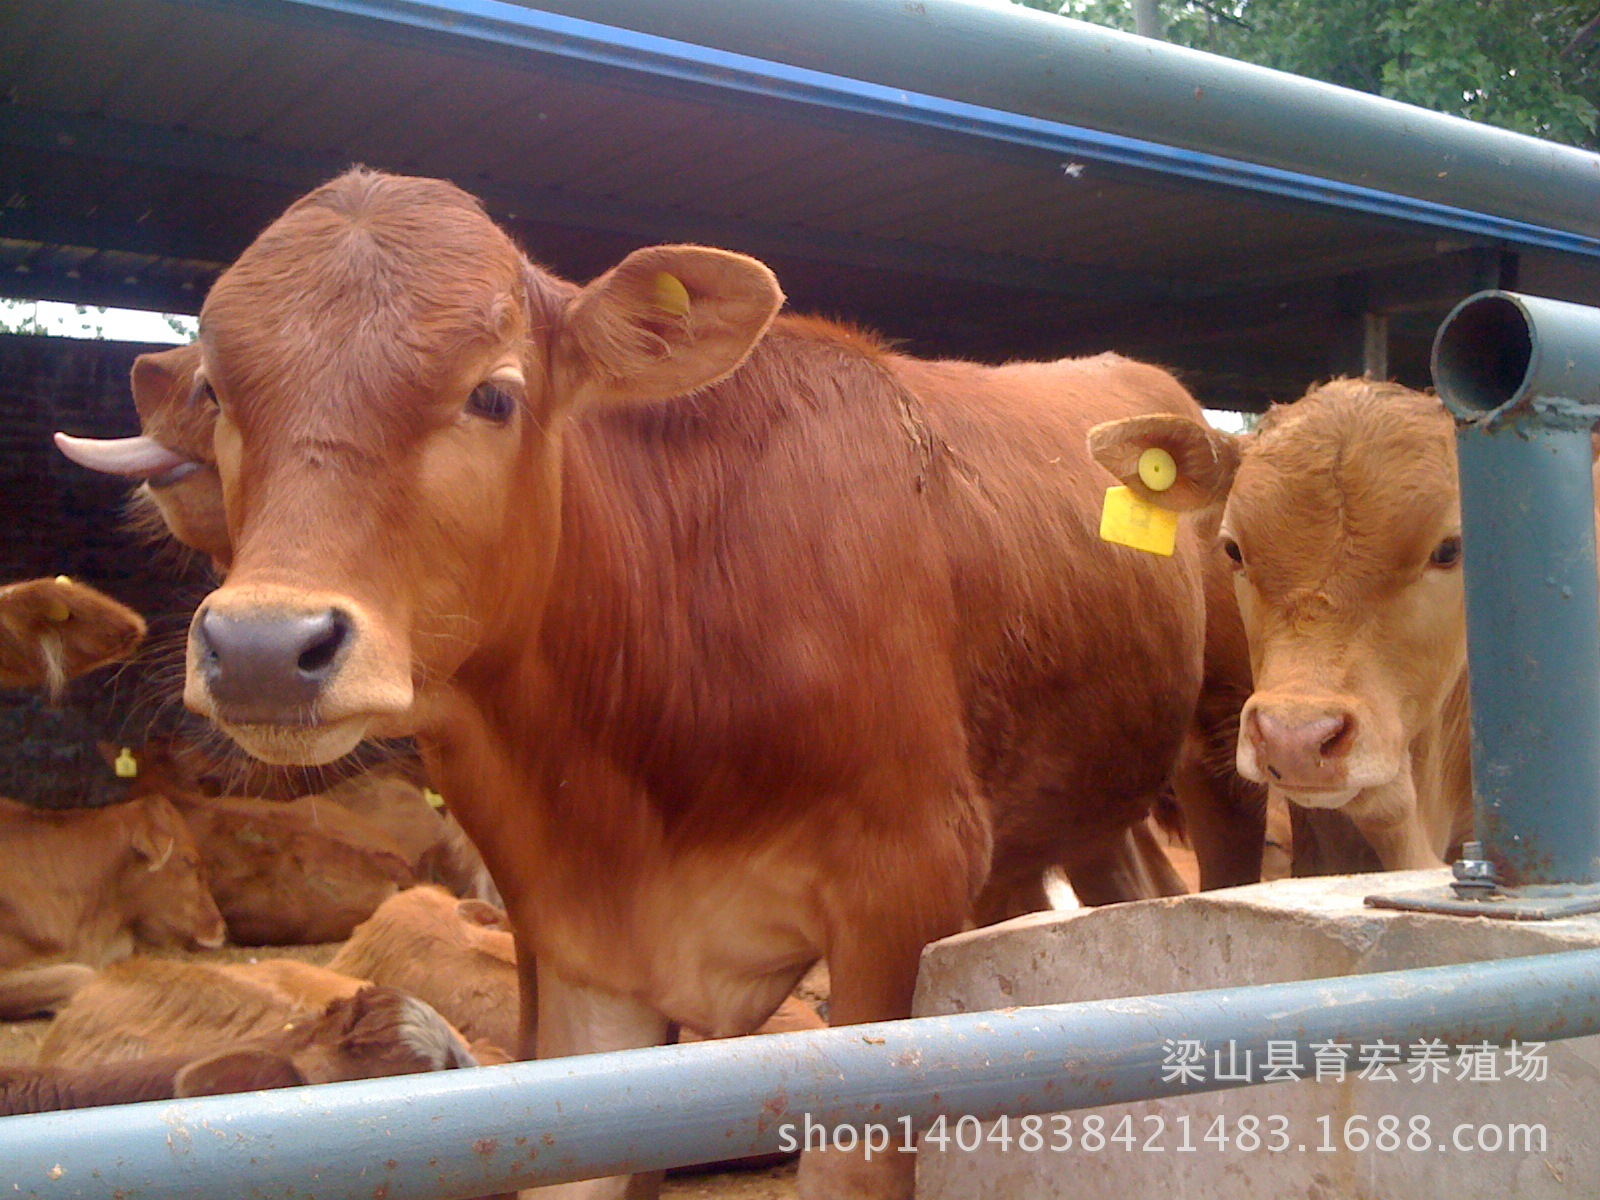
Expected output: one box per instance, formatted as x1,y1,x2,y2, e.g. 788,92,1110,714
0,103,1182,304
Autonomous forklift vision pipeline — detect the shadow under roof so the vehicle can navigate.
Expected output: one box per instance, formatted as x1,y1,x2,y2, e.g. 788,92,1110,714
4,0,1600,408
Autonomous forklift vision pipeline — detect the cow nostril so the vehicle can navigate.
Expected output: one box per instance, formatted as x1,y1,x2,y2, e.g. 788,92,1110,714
297,612,350,678
1319,713,1355,759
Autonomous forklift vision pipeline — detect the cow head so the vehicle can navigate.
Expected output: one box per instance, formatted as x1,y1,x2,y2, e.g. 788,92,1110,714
118,793,227,951
59,170,782,766
0,577,146,700
1090,379,1465,831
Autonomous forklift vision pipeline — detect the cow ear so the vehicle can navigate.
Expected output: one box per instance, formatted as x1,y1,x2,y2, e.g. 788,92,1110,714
1088,414,1242,513
557,246,783,405
131,344,208,449
0,578,145,694
175,1048,306,1097
456,899,510,930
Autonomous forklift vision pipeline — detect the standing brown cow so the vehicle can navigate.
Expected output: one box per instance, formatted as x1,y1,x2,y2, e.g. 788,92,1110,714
1089,378,1552,872
59,169,1242,1199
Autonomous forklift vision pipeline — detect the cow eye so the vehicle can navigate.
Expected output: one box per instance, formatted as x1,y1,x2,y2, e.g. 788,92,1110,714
466,381,516,424
1430,535,1463,569
196,381,218,410
1222,538,1244,568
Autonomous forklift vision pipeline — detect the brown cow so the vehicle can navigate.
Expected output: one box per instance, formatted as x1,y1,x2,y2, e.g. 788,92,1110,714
122,737,416,944
12,983,476,1114
322,767,499,901
330,884,823,1062
0,576,145,698
0,793,225,982
61,170,1246,1199
171,791,415,944
1090,379,1518,871
329,884,519,1054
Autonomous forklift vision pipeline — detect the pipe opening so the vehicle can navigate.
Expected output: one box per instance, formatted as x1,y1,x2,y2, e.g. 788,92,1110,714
1433,294,1534,414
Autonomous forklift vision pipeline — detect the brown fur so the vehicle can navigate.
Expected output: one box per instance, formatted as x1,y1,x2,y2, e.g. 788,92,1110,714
13,984,473,1114
128,170,1245,1198
0,963,95,1020
329,885,518,1054
321,768,494,898
1096,380,1568,872
0,795,224,971
173,792,415,945
0,577,145,698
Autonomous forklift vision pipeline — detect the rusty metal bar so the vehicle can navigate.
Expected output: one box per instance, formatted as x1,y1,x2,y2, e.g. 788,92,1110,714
3,947,1599,1198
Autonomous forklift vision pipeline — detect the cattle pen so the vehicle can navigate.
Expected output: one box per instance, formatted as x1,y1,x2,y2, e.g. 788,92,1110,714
6,0,1600,1197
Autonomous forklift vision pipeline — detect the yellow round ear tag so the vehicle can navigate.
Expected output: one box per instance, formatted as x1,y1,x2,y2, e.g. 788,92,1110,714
1138,446,1178,492
653,272,691,318
45,601,71,623
114,748,139,779
423,787,446,811
54,575,72,586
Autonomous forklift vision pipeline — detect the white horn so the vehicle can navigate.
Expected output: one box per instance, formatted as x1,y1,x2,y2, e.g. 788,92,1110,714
53,433,192,479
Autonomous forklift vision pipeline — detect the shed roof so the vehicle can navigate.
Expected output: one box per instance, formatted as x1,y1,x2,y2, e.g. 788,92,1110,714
5,0,1600,408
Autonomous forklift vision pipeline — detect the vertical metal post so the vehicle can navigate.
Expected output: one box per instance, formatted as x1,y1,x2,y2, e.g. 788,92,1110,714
1432,291,1600,888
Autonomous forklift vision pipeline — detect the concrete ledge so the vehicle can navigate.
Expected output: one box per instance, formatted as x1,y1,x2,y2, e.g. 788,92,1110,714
913,871,1600,1199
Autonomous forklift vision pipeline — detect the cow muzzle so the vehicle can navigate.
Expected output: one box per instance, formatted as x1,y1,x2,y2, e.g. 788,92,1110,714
186,588,413,766
1239,696,1361,800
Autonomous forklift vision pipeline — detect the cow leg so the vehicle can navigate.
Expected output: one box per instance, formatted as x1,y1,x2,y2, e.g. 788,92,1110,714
799,848,976,1200
1060,820,1187,906
1353,809,1446,871
1345,778,1447,871
796,937,922,1200
1172,740,1267,890
523,969,672,1200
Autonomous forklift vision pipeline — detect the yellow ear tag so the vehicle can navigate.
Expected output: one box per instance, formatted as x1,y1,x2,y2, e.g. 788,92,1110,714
1100,487,1178,556
114,748,139,779
54,575,72,586
653,272,691,318
1137,446,1178,493
423,787,446,811
44,600,71,623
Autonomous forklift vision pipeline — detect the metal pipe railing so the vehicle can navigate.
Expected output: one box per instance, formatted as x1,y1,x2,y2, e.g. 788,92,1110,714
1433,291,1600,886
6,947,1600,1199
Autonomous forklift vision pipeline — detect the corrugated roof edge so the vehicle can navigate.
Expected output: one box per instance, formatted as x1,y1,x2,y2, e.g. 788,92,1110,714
474,0,1600,245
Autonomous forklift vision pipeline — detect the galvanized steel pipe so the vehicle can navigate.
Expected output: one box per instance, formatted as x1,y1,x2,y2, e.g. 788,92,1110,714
4,947,1600,1198
1433,290,1600,885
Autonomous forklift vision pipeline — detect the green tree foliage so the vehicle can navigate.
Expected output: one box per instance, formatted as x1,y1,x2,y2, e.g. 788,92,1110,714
1026,1,1600,147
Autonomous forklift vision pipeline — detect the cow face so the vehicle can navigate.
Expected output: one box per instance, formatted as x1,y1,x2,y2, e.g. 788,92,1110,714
1091,380,1465,824
70,171,781,767
119,794,227,951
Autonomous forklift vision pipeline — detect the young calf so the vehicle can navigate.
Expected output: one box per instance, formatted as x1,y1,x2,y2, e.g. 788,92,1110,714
172,791,415,944
1089,379,1556,870
0,794,224,991
9,984,476,1115
329,884,518,1054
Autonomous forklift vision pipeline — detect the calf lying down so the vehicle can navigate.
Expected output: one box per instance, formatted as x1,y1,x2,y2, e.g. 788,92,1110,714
2,984,475,1115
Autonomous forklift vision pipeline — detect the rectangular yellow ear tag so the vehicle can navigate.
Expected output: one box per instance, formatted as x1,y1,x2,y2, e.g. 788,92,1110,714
1099,485,1178,556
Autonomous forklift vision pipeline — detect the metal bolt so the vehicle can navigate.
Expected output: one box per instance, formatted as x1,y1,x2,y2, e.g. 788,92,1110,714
1451,840,1498,899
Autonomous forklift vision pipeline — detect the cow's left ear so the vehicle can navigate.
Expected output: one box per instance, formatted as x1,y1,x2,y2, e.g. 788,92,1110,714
557,245,783,405
175,1048,306,1097
1088,414,1242,513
